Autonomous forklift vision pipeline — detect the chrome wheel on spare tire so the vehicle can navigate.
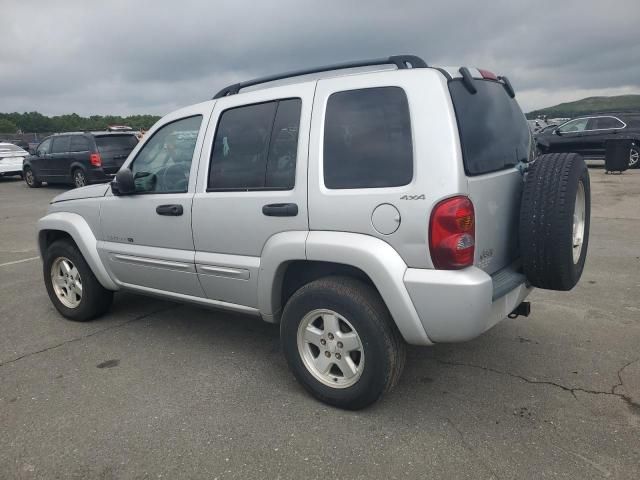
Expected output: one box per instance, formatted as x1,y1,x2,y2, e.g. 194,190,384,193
572,181,586,264
297,309,364,388
50,257,83,308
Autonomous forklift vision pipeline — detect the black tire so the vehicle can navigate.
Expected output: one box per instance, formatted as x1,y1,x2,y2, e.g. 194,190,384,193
43,239,113,321
280,276,406,410
630,144,639,169
72,168,87,188
520,153,590,291
23,167,42,188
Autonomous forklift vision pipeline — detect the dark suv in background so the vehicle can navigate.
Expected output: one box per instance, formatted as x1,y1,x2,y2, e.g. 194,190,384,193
535,113,640,168
23,132,138,188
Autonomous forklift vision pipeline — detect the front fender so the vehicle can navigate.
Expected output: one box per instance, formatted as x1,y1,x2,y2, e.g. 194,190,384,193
37,212,118,291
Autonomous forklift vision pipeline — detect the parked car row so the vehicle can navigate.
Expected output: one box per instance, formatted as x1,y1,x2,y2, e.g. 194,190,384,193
535,112,640,168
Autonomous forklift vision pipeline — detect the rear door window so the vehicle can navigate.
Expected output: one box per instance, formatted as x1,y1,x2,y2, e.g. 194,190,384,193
323,87,413,189
50,136,70,154
95,135,138,154
449,80,531,176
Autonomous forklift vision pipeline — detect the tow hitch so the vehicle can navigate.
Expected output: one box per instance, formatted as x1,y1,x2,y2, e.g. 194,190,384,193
508,302,531,319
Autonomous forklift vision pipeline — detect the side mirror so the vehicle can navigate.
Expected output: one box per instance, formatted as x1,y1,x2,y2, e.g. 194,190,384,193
555,129,562,136
112,168,135,196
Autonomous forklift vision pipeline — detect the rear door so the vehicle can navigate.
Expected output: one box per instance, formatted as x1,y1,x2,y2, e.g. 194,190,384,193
191,83,313,308
449,78,532,274
585,116,626,157
94,134,139,175
553,118,590,153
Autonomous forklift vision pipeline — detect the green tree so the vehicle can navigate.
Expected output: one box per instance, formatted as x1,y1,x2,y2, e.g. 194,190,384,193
0,118,18,133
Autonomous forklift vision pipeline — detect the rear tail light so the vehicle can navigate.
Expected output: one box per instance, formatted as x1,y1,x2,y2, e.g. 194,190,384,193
90,153,102,167
429,196,475,269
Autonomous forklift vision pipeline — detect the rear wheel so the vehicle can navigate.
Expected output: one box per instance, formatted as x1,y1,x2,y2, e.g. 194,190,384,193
630,144,639,168
43,239,113,321
72,168,87,188
24,167,42,188
281,276,405,410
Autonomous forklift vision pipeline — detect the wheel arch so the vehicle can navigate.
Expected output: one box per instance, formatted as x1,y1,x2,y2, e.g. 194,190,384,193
37,212,118,290
258,231,431,345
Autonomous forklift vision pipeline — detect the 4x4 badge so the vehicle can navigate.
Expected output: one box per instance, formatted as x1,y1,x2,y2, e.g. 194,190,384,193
400,194,425,200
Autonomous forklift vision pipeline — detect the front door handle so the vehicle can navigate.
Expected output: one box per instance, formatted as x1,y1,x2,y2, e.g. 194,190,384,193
156,204,183,216
262,203,298,217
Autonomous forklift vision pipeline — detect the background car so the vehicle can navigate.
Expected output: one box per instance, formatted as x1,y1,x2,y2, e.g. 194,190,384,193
0,142,29,178
23,131,139,188
535,112,640,168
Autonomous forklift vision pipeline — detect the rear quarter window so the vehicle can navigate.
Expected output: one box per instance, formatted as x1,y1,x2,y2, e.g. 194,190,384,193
323,86,413,189
449,79,531,176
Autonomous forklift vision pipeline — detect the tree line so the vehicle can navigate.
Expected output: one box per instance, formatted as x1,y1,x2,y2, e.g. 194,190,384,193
0,112,161,134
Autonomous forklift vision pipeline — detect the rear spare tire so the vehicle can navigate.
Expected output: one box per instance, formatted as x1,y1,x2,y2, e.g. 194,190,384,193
520,153,590,291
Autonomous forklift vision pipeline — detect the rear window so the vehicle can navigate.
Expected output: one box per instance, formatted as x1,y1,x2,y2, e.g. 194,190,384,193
95,135,138,153
449,79,531,176
323,87,413,189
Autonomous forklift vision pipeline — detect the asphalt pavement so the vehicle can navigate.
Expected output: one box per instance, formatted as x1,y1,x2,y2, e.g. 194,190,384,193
1,167,639,479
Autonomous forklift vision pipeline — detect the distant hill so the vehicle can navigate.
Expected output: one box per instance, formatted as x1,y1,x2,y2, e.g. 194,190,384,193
526,94,640,119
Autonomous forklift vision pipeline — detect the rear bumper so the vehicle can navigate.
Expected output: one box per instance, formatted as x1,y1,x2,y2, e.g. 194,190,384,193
0,159,24,175
403,265,532,342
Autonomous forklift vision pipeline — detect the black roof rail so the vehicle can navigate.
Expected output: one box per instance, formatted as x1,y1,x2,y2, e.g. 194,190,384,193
213,55,428,99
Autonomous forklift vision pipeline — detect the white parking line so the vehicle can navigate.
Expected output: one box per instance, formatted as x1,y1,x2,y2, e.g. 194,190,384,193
0,256,40,268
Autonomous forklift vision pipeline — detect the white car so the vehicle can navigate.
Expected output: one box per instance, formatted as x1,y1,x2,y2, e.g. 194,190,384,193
0,142,28,178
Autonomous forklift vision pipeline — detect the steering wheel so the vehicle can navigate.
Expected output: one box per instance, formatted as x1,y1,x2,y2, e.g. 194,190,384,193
159,163,190,192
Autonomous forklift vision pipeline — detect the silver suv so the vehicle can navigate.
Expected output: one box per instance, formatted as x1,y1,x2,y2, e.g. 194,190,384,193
37,56,590,409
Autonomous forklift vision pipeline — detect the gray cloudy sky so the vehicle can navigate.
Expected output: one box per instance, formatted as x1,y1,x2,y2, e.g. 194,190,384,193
1,0,639,116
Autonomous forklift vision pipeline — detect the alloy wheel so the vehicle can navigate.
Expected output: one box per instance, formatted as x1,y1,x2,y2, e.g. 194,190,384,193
297,309,364,388
50,257,83,308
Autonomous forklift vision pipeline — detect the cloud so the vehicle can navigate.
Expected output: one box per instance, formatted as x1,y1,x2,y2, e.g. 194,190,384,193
1,0,638,116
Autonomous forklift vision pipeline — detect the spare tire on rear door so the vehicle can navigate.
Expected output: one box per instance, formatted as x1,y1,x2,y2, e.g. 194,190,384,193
520,152,590,291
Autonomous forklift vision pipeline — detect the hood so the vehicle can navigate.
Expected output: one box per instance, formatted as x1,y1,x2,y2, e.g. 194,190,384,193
51,183,110,203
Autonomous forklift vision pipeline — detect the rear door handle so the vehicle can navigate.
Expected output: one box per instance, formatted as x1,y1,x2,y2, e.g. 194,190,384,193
156,204,183,216
262,203,298,217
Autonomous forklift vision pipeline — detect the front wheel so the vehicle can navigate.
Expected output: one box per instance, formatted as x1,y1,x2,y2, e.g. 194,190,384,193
280,276,405,410
24,167,42,188
43,239,113,321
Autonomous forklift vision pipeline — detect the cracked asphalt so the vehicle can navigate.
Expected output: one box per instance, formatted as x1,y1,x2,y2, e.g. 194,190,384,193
1,166,639,479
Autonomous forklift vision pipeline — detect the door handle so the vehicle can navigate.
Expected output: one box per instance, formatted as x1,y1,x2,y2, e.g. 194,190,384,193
262,203,298,217
156,204,183,216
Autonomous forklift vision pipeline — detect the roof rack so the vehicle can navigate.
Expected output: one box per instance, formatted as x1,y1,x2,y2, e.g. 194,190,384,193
213,55,428,99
